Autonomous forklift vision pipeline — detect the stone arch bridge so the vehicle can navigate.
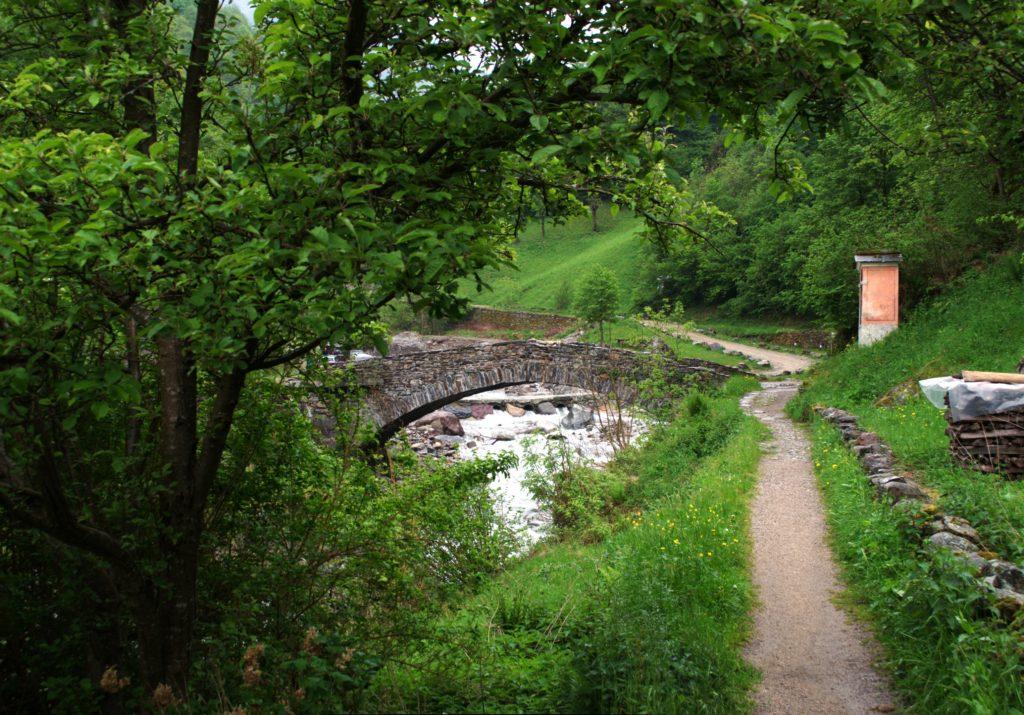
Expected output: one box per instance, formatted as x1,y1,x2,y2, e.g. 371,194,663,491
348,340,745,439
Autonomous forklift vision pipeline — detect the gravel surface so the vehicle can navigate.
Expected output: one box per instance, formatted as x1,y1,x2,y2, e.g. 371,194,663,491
642,321,816,376
741,382,896,714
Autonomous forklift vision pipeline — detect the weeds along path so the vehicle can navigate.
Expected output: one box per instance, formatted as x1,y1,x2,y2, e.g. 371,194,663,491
741,382,894,714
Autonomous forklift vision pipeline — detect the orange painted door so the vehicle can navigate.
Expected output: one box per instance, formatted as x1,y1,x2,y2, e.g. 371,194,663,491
861,265,899,323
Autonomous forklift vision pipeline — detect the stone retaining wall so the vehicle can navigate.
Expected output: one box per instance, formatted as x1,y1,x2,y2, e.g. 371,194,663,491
452,306,578,337
816,406,1024,612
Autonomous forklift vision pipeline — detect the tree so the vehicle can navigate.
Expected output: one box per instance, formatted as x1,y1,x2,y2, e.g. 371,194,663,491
576,267,620,345
0,0,894,699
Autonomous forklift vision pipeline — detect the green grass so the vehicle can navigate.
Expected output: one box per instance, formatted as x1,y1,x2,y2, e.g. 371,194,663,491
812,423,1024,713
583,318,746,367
368,378,767,714
791,255,1024,711
462,207,648,313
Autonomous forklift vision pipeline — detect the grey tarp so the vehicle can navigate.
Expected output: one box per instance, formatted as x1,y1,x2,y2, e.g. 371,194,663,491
920,376,1024,421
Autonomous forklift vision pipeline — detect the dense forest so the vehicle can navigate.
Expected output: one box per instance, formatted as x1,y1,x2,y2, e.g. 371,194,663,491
1,1,1023,713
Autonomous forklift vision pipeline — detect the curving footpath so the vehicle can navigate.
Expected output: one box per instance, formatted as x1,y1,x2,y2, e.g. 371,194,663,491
741,382,895,714
641,320,816,376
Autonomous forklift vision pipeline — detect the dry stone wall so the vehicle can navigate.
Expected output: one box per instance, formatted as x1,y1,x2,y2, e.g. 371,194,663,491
816,406,1024,612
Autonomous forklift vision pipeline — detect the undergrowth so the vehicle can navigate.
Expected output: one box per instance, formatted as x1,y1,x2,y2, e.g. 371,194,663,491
368,377,766,714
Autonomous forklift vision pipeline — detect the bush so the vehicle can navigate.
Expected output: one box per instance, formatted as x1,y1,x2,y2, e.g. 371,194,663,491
0,375,521,712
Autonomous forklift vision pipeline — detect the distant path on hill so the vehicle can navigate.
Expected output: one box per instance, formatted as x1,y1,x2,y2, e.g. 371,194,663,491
741,383,895,714
641,320,816,376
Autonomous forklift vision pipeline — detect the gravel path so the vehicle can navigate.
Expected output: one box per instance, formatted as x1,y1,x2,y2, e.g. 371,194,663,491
741,382,895,714
641,320,816,376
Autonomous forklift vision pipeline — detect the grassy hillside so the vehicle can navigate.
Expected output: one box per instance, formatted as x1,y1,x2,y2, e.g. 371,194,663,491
791,255,1024,711
463,206,649,313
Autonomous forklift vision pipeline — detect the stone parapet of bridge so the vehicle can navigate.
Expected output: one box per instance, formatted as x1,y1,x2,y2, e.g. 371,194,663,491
348,340,744,439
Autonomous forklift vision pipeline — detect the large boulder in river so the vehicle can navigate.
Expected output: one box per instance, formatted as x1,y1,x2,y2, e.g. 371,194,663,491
411,410,464,436
560,405,594,430
445,404,473,419
536,401,558,415
471,403,494,419
506,404,526,417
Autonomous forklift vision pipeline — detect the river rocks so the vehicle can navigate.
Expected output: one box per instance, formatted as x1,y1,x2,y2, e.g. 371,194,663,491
492,432,514,441
445,404,473,419
411,410,464,436
854,431,883,447
561,405,594,429
506,404,526,417
536,401,558,415
471,403,494,419
877,478,927,502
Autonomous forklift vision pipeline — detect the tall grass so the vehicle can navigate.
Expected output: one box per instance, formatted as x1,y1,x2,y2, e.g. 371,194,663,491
812,423,1024,712
369,378,766,713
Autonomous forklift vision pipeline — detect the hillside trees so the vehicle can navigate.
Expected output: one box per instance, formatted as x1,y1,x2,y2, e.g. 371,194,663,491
0,0,897,700
645,1,1024,335
576,267,620,345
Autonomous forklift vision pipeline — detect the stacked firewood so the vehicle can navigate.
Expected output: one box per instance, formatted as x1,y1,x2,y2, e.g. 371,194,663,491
943,366,1024,478
946,409,1024,478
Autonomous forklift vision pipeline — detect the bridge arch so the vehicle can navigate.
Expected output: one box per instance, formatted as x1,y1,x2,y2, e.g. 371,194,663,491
349,340,743,439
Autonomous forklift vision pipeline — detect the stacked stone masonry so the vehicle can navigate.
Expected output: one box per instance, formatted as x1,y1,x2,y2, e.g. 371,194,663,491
351,340,742,438
815,406,1024,611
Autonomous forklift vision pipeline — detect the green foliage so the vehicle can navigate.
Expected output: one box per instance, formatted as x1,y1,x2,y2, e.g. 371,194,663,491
554,279,575,312
793,256,1024,412
0,0,891,698
462,207,648,313
0,375,521,711
575,266,621,344
521,436,621,543
369,390,767,714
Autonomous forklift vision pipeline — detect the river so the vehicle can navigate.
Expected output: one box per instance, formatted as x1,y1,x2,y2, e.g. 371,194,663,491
449,387,645,544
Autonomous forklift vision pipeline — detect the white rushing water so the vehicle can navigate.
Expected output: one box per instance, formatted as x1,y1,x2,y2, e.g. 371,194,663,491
454,388,645,544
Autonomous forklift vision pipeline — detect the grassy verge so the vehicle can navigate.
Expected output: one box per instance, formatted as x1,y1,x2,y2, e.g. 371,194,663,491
790,257,1024,711
368,377,766,713
812,421,1024,712
582,318,746,367
790,258,1024,561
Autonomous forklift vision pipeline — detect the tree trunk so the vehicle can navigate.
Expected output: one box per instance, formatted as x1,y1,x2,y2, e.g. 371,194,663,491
590,202,598,232
599,321,604,345
129,545,199,696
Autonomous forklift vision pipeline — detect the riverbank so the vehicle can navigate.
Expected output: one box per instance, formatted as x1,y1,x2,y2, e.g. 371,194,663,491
367,376,766,713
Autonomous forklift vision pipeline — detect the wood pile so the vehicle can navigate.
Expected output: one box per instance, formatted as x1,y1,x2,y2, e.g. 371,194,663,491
946,408,1024,478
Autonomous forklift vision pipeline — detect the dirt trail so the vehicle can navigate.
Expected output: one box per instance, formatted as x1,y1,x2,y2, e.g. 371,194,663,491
641,320,815,376
741,382,895,714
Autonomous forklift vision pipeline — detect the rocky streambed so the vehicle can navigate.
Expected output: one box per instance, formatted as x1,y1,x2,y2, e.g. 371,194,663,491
398,384,644,543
